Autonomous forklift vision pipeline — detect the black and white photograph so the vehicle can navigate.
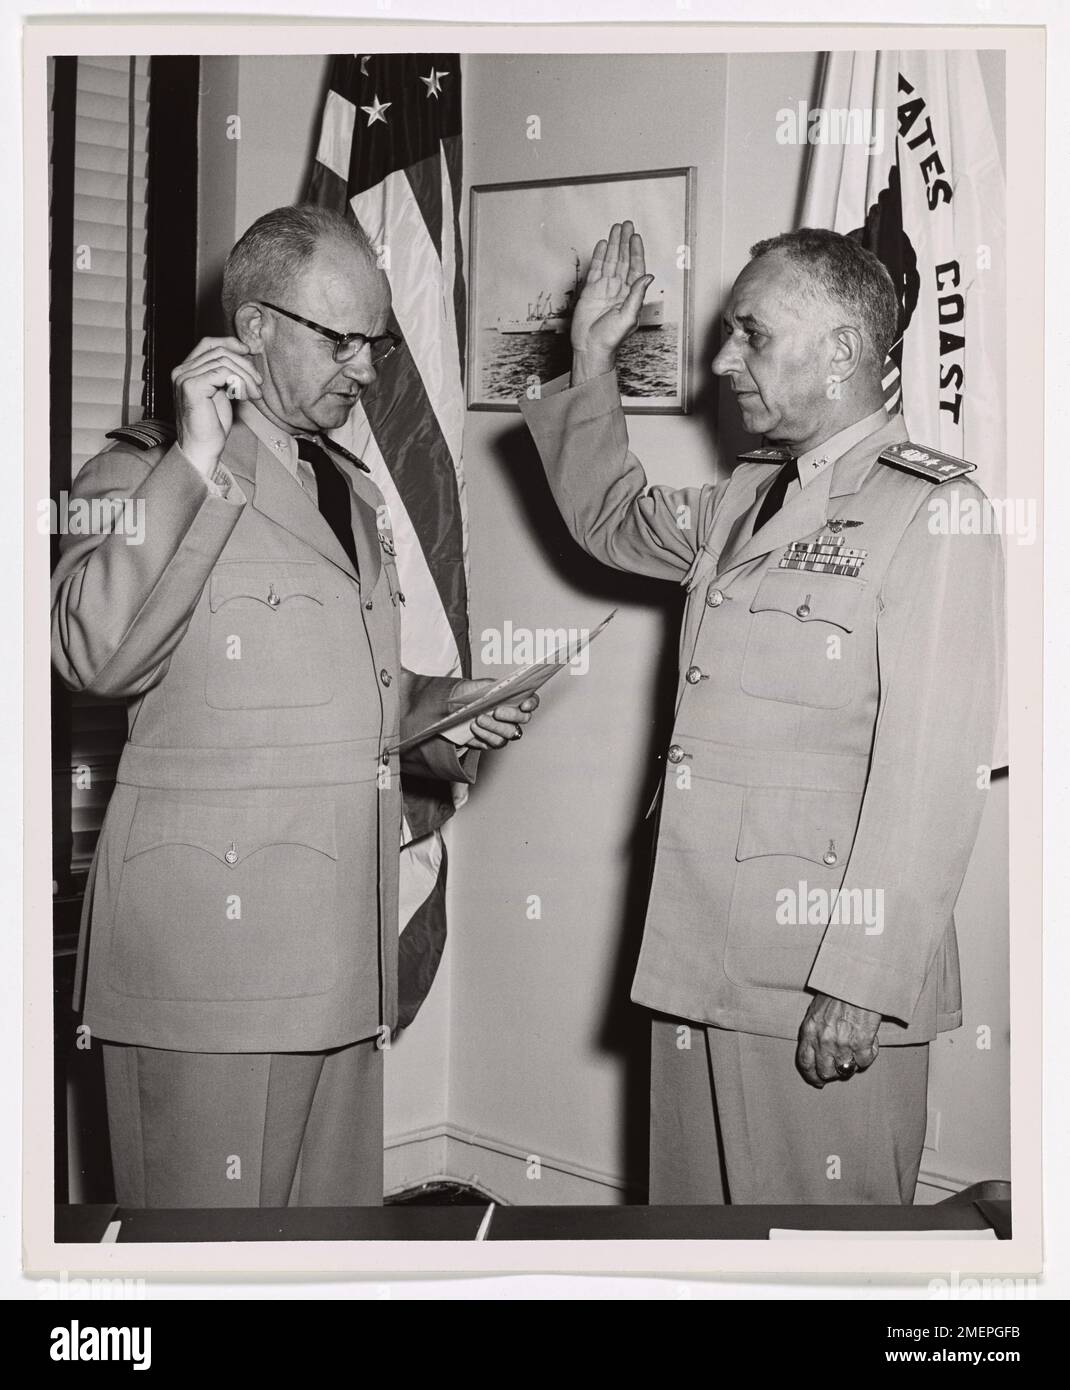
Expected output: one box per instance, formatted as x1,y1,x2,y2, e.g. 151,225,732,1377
16,14,1048,1297
468,167,693,411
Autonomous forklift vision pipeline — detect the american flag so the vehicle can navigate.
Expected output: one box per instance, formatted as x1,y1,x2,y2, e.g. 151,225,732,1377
306,53,469,1029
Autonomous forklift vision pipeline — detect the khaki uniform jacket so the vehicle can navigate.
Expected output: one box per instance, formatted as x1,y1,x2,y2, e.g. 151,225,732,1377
52,419,474,1053
521,372,1004,1045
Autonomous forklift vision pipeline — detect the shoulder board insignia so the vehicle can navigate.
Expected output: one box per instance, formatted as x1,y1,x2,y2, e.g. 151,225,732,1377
322,435,371,473
737,446,793,463
104,419,176,451
878,441,976,483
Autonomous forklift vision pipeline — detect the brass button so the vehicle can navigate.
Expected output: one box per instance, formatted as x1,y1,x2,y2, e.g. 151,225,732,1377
365,600,374,610
823,849,838,866
267,585,281,608
380,668,392,687
224,843,238,865
796,603,811,619
685,666,703,685
706,588,725,608
667,744,685,764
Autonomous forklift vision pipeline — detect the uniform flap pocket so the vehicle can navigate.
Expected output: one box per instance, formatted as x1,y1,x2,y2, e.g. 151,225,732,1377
209,561,325,612
736,786,859,867
124,799,338,865
749,568,864,632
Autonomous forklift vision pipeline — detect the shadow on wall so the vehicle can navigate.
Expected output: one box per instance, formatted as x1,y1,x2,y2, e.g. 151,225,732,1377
483,416,684,1198
196,267,227,341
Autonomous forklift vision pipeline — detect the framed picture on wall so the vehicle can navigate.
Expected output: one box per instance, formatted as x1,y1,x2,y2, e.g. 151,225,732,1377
467,166,695,413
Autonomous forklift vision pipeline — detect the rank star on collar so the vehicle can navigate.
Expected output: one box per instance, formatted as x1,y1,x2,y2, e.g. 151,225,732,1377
420,67,449,98
361,94,391,126
799,455,830,483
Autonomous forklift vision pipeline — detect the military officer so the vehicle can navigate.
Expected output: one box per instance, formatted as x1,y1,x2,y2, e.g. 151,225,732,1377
520,222,1003,1204
52,204,537,1209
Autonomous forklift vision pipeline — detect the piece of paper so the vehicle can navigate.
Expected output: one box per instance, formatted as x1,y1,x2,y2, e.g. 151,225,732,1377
388,610,616,755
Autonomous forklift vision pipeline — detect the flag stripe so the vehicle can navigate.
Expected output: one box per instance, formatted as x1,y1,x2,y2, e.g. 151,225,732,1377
438,142,471,577
304,159,349,216
354,341,471,673
442,131,467,378
404,149,444,260
396,837,449,1031
332,401,464,678
315,88,357,183
350,173,464,465
306,52,470,1022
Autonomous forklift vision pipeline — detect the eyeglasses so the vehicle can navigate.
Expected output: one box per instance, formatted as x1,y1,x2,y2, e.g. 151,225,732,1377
258,301,402,366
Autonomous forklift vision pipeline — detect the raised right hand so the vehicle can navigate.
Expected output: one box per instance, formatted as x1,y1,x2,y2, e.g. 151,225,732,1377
569,221,654,383
172,337,263,474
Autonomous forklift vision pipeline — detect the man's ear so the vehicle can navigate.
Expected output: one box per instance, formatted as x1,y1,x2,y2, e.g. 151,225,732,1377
829,325,864,384
234,301,267,353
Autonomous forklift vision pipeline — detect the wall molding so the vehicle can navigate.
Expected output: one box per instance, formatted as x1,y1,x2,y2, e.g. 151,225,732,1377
386,1123,631,1205
387,1124,974,1208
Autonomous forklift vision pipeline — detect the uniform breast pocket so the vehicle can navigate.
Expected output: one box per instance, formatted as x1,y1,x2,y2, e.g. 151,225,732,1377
205,561,332,709
740,569,866,709
109,795,339,1002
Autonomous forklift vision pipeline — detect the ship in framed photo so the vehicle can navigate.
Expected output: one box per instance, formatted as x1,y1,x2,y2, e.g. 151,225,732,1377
468,167,694,413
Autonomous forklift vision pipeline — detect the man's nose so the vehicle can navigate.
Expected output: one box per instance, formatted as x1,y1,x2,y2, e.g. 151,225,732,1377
341,346,378,386
711,339,739,377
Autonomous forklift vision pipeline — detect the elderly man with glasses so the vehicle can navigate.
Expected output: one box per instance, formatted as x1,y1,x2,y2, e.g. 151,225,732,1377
51,204,536,1210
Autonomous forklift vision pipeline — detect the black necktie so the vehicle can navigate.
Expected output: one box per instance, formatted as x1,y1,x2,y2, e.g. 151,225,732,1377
297,436,359,574
753,457,799,534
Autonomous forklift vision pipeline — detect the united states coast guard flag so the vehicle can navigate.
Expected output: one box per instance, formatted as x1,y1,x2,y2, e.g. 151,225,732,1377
798,49,1007,761
799,50,1006,502
306,54,469,1028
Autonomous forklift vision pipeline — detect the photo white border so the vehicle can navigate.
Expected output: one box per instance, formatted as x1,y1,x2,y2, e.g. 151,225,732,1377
20,16,1045,1282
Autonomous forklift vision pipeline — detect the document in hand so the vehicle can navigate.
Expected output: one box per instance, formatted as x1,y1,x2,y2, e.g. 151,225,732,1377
388,610,616,755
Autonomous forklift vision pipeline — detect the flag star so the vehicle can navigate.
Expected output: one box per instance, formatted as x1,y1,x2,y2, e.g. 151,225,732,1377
420,67,449,98
360,94,391,126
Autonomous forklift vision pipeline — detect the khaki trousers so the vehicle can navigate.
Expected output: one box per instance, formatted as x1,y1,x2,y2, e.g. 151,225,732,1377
102,1037,384,1208
649,1017,929,1205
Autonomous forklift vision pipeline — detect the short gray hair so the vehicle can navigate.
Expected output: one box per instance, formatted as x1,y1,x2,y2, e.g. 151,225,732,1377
748,227,899,365
221,204,377,323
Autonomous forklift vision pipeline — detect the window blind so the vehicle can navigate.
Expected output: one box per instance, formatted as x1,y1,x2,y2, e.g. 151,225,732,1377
50,55,151,879
70,55,150,477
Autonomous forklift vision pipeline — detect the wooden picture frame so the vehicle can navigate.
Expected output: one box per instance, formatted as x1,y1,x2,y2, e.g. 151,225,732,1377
467,166,695,413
